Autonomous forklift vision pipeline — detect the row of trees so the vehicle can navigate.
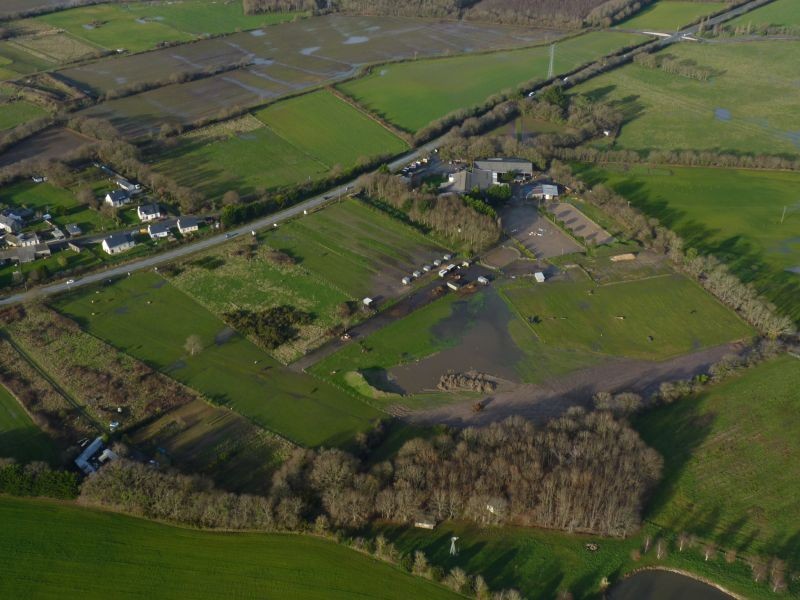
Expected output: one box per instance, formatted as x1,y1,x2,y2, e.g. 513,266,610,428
224,306,314,349
81,411,661,537
633,52,716,81
358,171,501,253
0,459,79,499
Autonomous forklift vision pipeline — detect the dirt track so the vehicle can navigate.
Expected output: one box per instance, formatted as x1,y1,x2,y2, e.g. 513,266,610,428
405,341,747,428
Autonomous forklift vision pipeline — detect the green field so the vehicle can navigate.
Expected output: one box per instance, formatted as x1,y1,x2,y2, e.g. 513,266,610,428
36,1,300,53
0,101,47,131
502,273,752,360
575,41,800,155
0,41,52,80
0,385,59,465
637,355,800,559
0,180,114,234
619,1,725,31
54,272,381,447
575,164,800,321
0,496,462,600
727,0,800,28
338,31,647,133
157,91,407,198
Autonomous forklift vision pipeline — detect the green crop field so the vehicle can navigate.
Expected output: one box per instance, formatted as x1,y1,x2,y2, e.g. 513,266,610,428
727,0,800,28
0,385,59,465
54,272,381,447
255,90,408,168
156,92,406,198
501,273,752,360
637,355,800,558
338,31,647,133
575,41,800,155
575,164,800,321
0,101,47,131
0,496,462,600
0,180,114,234
619,1,725,31
36,1,300,53
0,41,52,80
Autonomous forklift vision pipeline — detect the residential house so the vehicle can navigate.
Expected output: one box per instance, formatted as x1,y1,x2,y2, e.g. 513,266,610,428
104,190,131,208
115,176,142,194
529,184,559,201
177,216,200,235
0,214,22,234
101,232,135,254
474,158,534,183
137,203,161,222
6,232,39,247
147,222,171,239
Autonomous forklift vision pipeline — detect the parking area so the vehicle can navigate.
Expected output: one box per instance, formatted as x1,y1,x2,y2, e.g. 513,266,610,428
500,199,583,259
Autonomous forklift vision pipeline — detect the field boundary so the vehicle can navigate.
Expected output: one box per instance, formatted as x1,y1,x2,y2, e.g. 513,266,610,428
327,85,413,145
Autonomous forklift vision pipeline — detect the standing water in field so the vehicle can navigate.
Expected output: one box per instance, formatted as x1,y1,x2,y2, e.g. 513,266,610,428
609,571,734,600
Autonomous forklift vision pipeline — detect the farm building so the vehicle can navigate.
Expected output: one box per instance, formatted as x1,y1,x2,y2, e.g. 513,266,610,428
177,216,201,234
440,168,494,194
6,232,40,247
137,203,162,222
148,222,171,239
74,437,118,475
529,184,559,200
65,223,82,237
101,232,135,254
105,190,131,208
474,158,534,183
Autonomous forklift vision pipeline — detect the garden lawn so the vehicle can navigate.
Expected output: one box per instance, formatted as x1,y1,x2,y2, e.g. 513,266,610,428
0,101,47,131
54,272,381,447
574,164,800,321
501,273,752,360
338,31,646,132
0,496,463,600
574,41,800,155
254,90,408,167
636,355,800,559
727,0,800,28
619,1,725,31
0,385,59,465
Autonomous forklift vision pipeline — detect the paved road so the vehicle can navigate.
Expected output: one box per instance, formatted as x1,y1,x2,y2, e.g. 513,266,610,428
0,138,444,307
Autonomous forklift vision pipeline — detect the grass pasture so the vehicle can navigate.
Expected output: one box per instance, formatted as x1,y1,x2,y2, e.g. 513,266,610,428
575,164,800,321
726,0,800,28
619,1,726,31
156,91,407,197
338,31,647,133
0,496,463,600
575,40,800,155
0,384,59,465
637,355,800,559
0,40,52,80
0,101,47,131
54,272,381,447
501,273,752,360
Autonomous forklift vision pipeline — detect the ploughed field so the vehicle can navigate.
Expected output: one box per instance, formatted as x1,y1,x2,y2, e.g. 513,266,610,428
576,164,800,321
72,14,562,137
338,30,647,133
154,90,408,198
574,40,800,156
0,496,462,600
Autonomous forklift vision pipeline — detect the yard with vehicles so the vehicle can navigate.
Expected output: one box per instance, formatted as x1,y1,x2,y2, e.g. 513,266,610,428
54,271,381,447
338,31,647,133
166,199,446,361
618,1,726,31
0,496,463,600
0,101,47,131
636,354,800,559
574,164,800,321
154,91,407,198
574,40,800,156
0,383,59,465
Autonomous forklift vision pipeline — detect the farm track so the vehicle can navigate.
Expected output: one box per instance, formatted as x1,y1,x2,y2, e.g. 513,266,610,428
406,340,748,428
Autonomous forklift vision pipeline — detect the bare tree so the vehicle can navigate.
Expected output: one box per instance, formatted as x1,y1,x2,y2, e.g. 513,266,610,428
184,334,203,356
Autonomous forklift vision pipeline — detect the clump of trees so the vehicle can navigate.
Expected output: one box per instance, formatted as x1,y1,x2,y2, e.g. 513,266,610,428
224,306,313,349
358,172,501,252
634,52,716,81
438,371,497,393
0,459,80,499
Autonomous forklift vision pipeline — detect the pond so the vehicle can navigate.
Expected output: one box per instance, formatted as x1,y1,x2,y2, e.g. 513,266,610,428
609,570,734,600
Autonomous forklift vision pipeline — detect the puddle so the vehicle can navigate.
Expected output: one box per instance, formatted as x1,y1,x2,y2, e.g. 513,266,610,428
343,36,369,45
152,279,168,289
135,18,147,24
115,76,127,84
300,46,320,56
366,26,381,32
113,306,129,315
215,327,237,346
714,108,731,121
251,57,274,66
82,23,95,30
166,359,187,373
389,290,524,393
786,266,800,275
379,69,388,76
250,29,265,37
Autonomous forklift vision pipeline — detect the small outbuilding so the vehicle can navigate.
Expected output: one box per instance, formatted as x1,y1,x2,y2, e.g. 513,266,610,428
65,223,82,237
529,184,560,201
534,272,546,283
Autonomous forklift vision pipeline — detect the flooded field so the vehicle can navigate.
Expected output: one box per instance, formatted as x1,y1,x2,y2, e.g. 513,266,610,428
609,570,734,600
72,15,562,136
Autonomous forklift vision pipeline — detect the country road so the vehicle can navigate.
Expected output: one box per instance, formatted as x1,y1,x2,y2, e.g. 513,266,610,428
0,0,773,308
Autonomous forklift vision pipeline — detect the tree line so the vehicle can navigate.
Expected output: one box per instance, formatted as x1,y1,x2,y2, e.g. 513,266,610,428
633,52,716,81
0,458,79,499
